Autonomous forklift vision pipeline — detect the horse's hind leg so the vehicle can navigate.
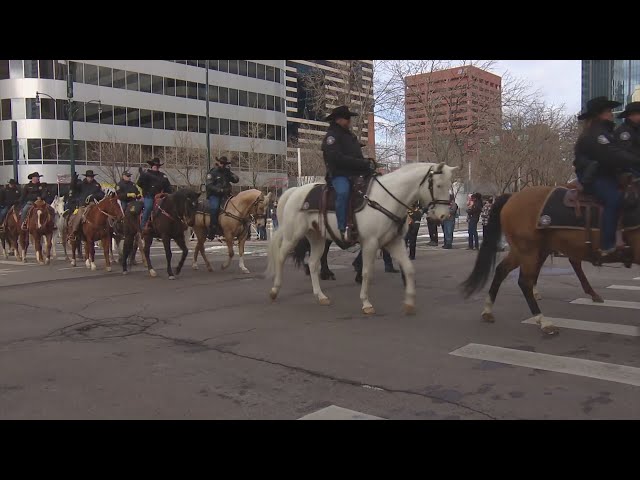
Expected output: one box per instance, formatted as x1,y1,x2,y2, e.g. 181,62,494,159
319,240,335,280
175,233,188,276
143,234,156,277
101,236,112,272
517,251,558,335
238,232,250,274
569,257,603,303
308,234,330,305
122,234,134,274
221,234,234,270
482,250,519,323
44,233,53,264
162,235,175,279
385,236,416,315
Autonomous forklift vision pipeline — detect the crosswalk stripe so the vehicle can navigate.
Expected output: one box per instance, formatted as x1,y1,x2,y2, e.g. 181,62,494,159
570,298,640,310
298,405,384,420
450,343,640,387
522,316,640,337
606,285,640,291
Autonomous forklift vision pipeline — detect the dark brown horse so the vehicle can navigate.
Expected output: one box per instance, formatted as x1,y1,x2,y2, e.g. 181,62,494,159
461,187,635,335
71,194,123,271
142,189,200,279
23,199,56,265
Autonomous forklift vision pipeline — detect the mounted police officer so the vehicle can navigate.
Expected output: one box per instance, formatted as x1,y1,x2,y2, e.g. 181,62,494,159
574,97,640,258
137,157,172,231
322,105,375,242
614,101,640,158
205,156,239,239
116,170,138,213
0,179,20,229
20,172,49,229
67,170,105,237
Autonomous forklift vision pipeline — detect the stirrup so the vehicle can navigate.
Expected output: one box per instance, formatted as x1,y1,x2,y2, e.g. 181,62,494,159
21,223,28,231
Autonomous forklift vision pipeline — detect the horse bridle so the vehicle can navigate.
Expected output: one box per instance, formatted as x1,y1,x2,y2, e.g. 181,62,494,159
364,163,449,232
223,195,263,226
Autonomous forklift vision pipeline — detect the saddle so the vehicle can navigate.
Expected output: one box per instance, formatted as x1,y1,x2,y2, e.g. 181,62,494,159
302,175,373,248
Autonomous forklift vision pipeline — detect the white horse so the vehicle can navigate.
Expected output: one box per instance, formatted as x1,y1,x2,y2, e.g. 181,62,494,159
266,162,455,314
51,195,68,261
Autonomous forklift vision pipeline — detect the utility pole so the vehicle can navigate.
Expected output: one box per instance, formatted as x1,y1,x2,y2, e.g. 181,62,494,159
11,121,19,182
206,60,211,171
67,60,76,178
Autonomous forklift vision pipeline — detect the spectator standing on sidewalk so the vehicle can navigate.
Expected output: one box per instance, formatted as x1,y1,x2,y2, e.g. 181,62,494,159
466,192,483,250
441,194,458,249
405,203,424,260
480,196,494,242
426,217,439,246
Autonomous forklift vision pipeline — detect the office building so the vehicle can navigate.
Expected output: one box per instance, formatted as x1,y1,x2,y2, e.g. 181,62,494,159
581,60,640,114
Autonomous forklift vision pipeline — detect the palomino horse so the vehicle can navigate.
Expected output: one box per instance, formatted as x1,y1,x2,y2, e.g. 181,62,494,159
1,205,21,260
266,162,454,314
70,194,123,271
142,189,200,279
461,187,632,335
191,190,271,273
23,199,56,264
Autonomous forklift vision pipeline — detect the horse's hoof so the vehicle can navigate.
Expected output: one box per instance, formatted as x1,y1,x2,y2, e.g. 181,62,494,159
149,269,157,278
192,264,199,270
403,303,416,315
90,264,97,271
269,289,278,301
44,258,50,265
122,271,129,276
168,275,175,280
534,292,543,301
362,306,376,315
541,325,560,336
70,261,76,267
241,269,251,274
207,267,214,273
106,266,112,272
592,295,604,303
318,297,331,306
481,312,495,323
221,264,230,270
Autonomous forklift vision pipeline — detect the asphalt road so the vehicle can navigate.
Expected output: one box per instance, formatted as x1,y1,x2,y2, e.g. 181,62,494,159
1,228,639,419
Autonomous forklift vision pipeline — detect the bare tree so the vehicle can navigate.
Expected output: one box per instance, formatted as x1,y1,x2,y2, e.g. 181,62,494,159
242,121,268,189
170,131,206,188
87,132,129,185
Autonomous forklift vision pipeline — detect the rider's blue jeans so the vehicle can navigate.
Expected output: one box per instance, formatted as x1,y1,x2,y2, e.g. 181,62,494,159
208,196,221,226
20,202,33,222
332,176,350,232
0,206,8,224
140,196,154,229
592,176,623,251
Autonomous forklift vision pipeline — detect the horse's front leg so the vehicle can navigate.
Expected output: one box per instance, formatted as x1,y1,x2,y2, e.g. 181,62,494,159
385,237,416,315
308,235,330,305
122,233,133,275
20,232,28,263
33,233,44,265
143,233,156,277
102,235,112,272
175,231,189,276
221,231,235,270
89,237,98,271
359,242,378,315
44,233,53,265
162,235,175,279
237,230,250,274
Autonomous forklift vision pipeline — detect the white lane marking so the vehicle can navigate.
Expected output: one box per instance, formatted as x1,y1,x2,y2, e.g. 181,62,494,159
633,277,640,281
606,285,640,291
450,343,640,387
570,298,640,310
298,405,384,420
522,316,640,337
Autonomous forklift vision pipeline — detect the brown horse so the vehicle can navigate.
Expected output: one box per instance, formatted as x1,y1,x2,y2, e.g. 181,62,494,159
70,194,123,271
461,187,636,335
191,190,271,273
142,189,200,279
2,206,22,261
23,199,56,265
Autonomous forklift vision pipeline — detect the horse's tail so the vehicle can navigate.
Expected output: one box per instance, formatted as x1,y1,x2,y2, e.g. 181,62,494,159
291,237,310,269
460,193,511,298
264,226,285,279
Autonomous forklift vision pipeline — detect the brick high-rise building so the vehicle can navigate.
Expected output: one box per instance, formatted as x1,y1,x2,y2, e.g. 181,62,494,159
404,65,502,162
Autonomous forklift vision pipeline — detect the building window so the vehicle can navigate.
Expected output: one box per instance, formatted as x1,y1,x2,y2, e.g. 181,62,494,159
165,112,176,130
219,87,229,104
248,61,257,78
126,71,139,91
152,145,164,159
100,104,113,125
141,144,153,162
239,61,248,76
266,66,275,82
0,60,9,80
54,61,67,81
220,118,230,135
230,119,239,137
239,121,248,137
229,88,239,106
228,60,238,75
70,61,83,83
209,117,219,134
209,60,218,71
176,79,187,98
188,115,198,133
164,77,175,96
113,107,127,127
257,94,266,110
40,98,55,120
57,140,70,160
267,95,275,111
239,90,248,107
248,92,257,108
152,75,163,95
275,68,281,83
140,109,152,128
39,60,54,79
42,139,57,159
218,60,228,73
74,101,85,122
26,98,40,119
139,73,152,93
267,124,275,140
176,113,188,131
24,60,38,78
257,63,266,80
209,86,219,102
153,110,164,129
99,66,112,87
127,108,140,127
187,81,198,99
84,64,98,85
198,83,207,101
1,99,12,120
3,139,13,161
27,139,42,160
198,116,207,134
9,60,24,79
113,69,126,89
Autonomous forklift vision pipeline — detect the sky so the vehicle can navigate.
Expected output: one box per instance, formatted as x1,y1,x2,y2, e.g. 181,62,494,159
493,60,581,114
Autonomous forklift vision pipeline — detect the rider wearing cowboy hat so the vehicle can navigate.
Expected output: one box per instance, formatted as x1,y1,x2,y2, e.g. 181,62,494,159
614,101,640,158
322,105,376,242
19,172,49,229
116,170,139,213
205,156,239,239
574,96,640,256
0,179,20,229
67,170,105,238
137,157,173,231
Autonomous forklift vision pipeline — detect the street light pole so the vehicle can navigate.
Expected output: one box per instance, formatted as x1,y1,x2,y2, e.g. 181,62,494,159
66,60,76,179
205,60,211,171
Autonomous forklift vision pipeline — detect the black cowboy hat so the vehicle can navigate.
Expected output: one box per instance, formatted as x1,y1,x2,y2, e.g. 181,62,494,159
147,157,163,167
7,179,16,184
618,101,640,119
122,171,132,177
577,96,621,120
325,105,359,122
27,172,43,179
216,156,231,165
82,170,97,177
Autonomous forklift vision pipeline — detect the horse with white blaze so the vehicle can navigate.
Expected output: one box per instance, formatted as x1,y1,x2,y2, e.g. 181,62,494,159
266,162,455,314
